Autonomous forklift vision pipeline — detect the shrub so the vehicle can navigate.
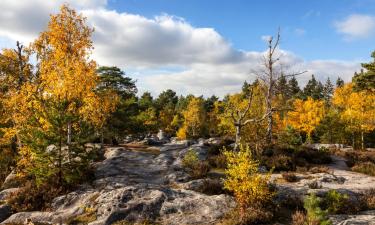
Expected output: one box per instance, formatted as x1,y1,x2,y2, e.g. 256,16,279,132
295,148,332,165
351,162,375,176
360,189,375,209
304,193,331,225
197,179,225,195
8,180,64,212
277,126,303,149
291,210,307,225
223,145,274,221
309,166,331,174
182,149,199,168
321,190,349,214
263,154,294,171
208,153,227,169
307,180,322,189
221,207,273,225
190,161,210,179
182,149,210,179
282,172,298,182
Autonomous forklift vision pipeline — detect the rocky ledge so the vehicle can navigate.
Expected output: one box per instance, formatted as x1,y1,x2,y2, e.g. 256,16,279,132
0,141,235,225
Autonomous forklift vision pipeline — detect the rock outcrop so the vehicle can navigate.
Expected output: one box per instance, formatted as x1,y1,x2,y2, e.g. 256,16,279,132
1,142,235,225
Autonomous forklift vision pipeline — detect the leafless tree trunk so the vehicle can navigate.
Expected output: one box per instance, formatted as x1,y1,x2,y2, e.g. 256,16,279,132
230,87,271,151
255,29,306,144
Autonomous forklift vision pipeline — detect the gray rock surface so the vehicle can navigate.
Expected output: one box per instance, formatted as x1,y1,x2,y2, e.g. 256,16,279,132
1,143,234,225
330,210,375,225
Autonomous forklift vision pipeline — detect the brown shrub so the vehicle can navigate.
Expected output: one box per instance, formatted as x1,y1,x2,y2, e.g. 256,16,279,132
295,147,332,165
198,179,225,195
282,172,298,182
220,207,273,225
360,189,375,210
263,154,294,171
208,154,227,169
309,166,331,174
351,162,375,176
291,210,307,225
8,180,64,212
190,161,210,179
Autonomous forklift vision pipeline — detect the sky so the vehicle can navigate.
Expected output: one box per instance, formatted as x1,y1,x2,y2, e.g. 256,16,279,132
0,0,374,97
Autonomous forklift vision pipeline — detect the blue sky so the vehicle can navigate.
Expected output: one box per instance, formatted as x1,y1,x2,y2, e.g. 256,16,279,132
107,0,375,61
0,0,374,97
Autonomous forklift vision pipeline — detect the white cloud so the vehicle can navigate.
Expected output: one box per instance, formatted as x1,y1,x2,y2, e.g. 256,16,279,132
0,0,362,97
334,14,375,40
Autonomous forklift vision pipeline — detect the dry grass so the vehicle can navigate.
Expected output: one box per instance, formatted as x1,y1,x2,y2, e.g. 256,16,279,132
291,210,307,225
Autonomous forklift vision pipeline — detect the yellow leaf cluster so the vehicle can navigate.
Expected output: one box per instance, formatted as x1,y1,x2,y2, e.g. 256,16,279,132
223,145,273,214
332,83,375,133
286,97,325,141
177,97,206,139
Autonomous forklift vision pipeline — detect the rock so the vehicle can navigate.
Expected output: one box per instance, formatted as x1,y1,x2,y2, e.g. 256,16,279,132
1,211,56,225
306,143,345,150
157,129,165,141
0,205,11,223
206,137,222,145
1,171,19,189
2,143,234,225
329,210,375,225
0,188,20,201
103,147,125,159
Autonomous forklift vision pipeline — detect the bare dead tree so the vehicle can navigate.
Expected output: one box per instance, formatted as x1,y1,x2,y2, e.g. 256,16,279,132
228,85,272,151
254,29,306,144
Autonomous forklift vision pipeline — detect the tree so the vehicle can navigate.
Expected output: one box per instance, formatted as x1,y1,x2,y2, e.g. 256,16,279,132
138,92,154,110
352,51,375,92
220,81,267,151
286,97,325,143
332,83,375,149
303,75,324,100
255,30,306,143
15,5,117,186
155,89,178,134
177,97,206,139
97,66,137,142
336,77,344,88
323,77,334,103
97,66,137,99
288,76,301,98
223,145,273,220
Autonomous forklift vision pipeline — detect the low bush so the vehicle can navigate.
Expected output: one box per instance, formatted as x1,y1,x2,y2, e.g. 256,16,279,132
208,153,226,169
309,166,331,174
291,210,307,225
221,207,273,225
198,179,225,195
351,162,375,176
321,190,349,214
360,189,375,210
303,193,331,225
8,180,65,212
307,180,322,189
262,154,294,171
182,149,210,179
282,172,298,182
295,147,332,165
223,145,275,223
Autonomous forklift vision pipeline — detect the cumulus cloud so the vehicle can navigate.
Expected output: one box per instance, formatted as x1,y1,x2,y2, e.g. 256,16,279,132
0,0,362,97
334,14,375,40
